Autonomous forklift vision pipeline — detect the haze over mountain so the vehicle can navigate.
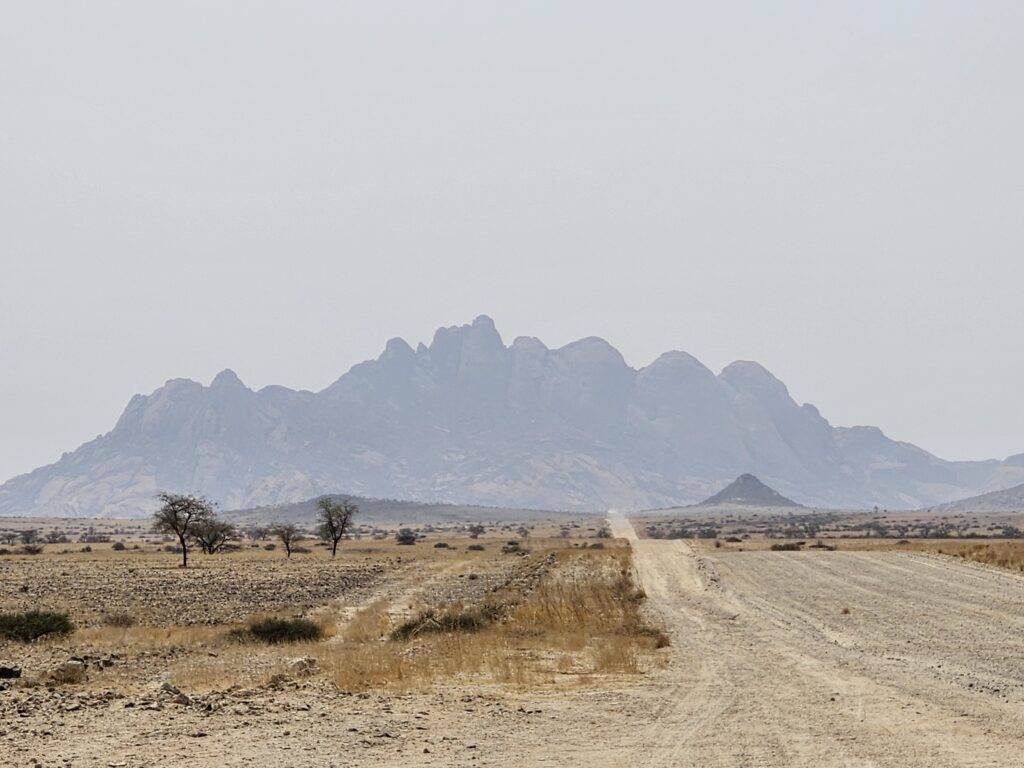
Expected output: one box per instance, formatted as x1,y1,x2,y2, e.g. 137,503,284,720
2,316,1022,518
928,472,1024,514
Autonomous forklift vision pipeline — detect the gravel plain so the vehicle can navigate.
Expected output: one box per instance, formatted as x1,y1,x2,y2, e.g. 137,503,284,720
5,517,1024,766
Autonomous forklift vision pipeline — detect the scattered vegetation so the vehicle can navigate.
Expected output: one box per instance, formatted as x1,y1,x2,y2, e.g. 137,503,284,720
929,541,1024,573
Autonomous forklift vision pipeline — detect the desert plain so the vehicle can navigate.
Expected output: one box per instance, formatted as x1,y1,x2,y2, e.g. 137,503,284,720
3,510,1024,767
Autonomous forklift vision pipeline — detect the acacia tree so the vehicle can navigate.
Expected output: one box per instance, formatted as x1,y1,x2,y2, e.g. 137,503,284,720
243,525,267,542
191,518,236,554
19,529,39,545
269,523,302,558
152,492,214,567
316,497,358,557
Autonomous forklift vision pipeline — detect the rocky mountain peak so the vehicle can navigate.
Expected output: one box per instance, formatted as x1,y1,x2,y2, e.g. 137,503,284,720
210,369,247,389
697,473,802,507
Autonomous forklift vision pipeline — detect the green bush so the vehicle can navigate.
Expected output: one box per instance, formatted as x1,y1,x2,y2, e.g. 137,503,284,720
0,610,74,642
238,617,323,644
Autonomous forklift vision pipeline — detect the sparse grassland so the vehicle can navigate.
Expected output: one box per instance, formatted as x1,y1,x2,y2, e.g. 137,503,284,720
918,540,1024,573
313,546,668,692
0,525,663,698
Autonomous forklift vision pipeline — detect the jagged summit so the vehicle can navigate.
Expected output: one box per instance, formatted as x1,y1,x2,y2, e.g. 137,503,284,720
210,369,247,389
1,316,1021,517
696,474,802,508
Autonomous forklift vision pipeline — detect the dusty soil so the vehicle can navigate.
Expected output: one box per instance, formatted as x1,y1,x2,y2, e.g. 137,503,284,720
5,516,1024,766
610,513,1024,766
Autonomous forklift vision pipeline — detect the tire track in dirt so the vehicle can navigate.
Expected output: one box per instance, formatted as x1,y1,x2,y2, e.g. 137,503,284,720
608,513,1024,767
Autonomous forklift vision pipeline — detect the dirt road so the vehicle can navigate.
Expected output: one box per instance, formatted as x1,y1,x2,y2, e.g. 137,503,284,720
608,512,1024,767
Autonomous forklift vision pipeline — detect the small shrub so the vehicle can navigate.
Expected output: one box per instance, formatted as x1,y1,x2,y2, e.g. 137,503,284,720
239,617,323,644
80,545,92,553
20,544,44,555
724,536,742,543
434,542,450,549
770,542,804,552
102,612,137,628
263,543,277,551
0,548,9,556
395,529,417,546
111,541,126,551
0,610,74,642
390,605,496,642
466,544,485,551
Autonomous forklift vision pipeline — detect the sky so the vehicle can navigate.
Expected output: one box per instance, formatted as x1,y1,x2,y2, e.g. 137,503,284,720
2,1,1023,482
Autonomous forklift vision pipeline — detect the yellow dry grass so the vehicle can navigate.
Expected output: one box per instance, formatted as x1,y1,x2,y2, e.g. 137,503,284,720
311,547,668,692
924,540,1024,573
70,623,226,650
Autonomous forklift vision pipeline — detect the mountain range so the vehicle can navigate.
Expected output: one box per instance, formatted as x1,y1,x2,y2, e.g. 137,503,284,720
929,482,1024,514
2,315,1022,517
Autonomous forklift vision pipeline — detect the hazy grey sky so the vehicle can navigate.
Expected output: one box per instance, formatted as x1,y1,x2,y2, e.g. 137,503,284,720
2,1,1023,482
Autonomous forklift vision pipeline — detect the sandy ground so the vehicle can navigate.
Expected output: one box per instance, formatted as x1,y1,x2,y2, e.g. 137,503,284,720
608,512,1024,767
6,515,1024,766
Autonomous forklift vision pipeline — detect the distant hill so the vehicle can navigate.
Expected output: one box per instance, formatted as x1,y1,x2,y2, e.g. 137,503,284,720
929,483,1024,514
696,474,802,507
2,315,1023,516
223,494,572,527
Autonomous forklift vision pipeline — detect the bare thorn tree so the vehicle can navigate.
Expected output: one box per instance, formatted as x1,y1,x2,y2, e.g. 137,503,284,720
192,518,236,554
152,492,215,567
269,523,302,558
316,497,358,557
